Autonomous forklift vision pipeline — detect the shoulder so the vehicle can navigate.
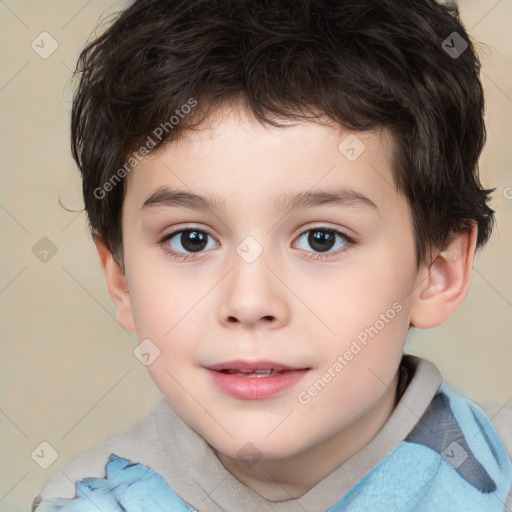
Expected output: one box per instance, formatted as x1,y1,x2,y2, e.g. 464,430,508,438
404,381,512,511
436,384,512,468
474,401,512,512
472,400,512,462
32,402,163,510
33,453,191,512
450,392,512,512
404,357,512,462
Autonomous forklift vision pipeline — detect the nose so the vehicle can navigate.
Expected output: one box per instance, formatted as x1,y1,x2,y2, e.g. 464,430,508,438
217,250,290,330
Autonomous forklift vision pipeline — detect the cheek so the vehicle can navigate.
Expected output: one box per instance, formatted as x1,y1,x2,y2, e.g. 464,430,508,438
301,295,408,425
306,253,413,383
310,262,409,339
126,256,194,337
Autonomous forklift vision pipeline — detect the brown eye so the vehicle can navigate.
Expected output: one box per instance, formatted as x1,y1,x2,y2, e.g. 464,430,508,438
295,228,352,255
308,230,336,252
177,230,208,252
161,228,218,257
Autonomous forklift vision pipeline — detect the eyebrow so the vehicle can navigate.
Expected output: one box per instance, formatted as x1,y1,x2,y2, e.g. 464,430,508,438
141,186,379,215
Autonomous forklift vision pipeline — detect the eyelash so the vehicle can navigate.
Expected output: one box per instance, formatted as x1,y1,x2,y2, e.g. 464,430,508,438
158,225,355,262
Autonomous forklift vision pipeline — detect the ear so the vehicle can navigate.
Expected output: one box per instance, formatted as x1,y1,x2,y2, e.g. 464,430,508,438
409,223,478,329
93,235,136,333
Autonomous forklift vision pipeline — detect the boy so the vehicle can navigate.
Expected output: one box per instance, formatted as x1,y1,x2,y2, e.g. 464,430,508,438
33,0,512,510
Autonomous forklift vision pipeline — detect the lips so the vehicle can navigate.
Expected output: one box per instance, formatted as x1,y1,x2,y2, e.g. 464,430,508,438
205,360,310,399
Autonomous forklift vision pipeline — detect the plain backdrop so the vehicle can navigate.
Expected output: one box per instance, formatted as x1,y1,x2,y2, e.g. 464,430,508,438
0,1,511,510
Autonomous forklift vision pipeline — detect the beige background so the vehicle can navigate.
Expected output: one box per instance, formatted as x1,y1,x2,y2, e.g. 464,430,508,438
0,1,511,510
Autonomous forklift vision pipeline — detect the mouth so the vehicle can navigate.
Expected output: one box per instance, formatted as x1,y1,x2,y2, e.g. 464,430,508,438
206,359,309,375
217,368,292,378
205,360,311,399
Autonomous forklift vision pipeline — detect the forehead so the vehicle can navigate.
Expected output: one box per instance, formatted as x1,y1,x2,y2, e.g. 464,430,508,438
124,106,403,218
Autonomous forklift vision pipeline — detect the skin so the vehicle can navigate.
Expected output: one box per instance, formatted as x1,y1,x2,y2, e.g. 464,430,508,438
96,104,477,500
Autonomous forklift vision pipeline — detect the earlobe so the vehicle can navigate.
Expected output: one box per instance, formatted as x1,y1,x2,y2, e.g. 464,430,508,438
93,235,136,333
410,223,478,330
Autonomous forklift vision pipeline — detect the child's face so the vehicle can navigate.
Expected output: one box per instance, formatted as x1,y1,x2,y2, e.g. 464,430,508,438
120,105,422,464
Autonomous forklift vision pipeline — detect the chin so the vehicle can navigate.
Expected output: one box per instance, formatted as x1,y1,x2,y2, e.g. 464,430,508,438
213,434,303,463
